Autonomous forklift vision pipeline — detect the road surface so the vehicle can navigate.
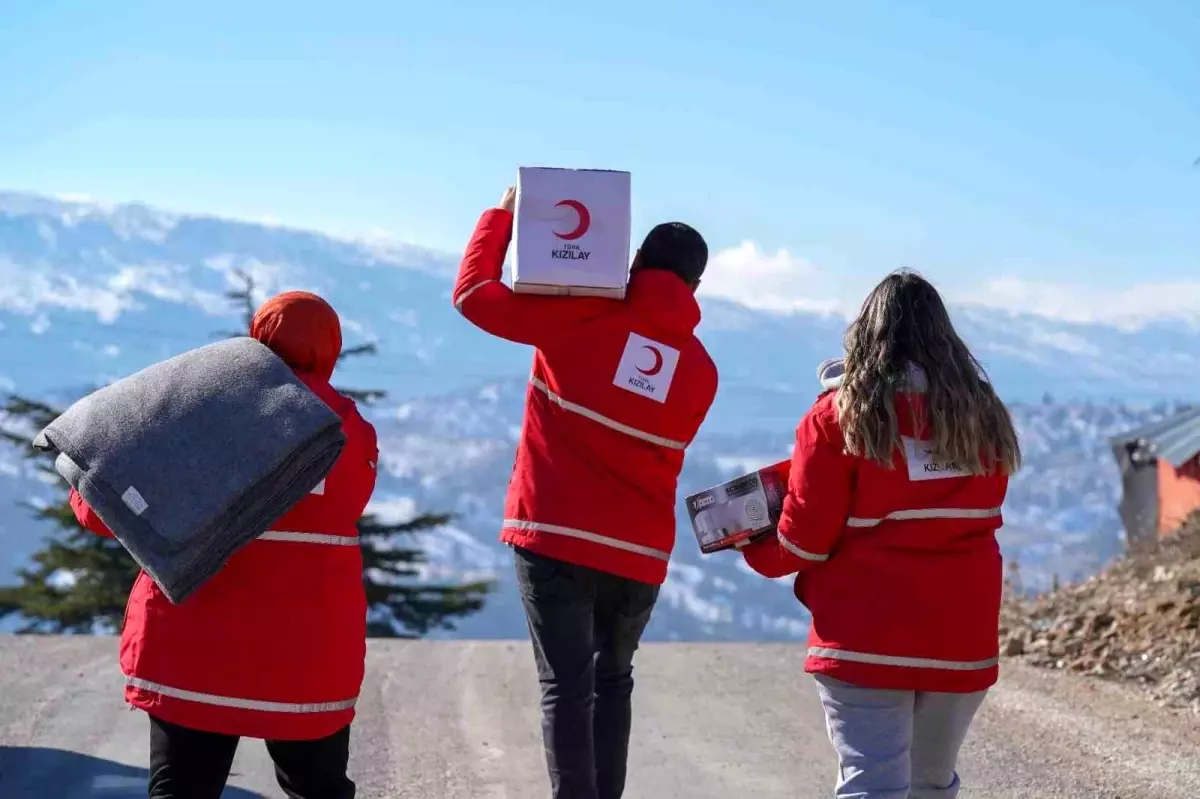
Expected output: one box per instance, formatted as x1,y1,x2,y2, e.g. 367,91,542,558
1,637,1198,798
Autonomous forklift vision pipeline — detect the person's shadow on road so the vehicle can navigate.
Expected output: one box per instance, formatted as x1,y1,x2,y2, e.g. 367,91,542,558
0,746,264,797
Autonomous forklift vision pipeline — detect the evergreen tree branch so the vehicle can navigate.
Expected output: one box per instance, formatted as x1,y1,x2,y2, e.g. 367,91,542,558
1,394,138,632
338,343,379,361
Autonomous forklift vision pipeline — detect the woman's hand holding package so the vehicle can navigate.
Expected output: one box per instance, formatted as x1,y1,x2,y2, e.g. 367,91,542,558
739,535,803,579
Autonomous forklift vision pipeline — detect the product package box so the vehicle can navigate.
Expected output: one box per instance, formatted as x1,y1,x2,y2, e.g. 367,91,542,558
513,166,632,299
685,461,790,554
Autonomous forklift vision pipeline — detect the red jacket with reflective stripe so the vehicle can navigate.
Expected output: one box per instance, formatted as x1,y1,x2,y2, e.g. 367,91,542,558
454,209,718,584
743,388,1009,693
71,375,378,741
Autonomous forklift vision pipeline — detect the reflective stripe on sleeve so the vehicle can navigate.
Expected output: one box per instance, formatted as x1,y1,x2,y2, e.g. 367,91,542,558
777,535,829,562
454,279,499,311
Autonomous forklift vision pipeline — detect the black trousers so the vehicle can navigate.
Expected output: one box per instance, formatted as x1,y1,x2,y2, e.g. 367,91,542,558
514,546,660,799
147,715,355,799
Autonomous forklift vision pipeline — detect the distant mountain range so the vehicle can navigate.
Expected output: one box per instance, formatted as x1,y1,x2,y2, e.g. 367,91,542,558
0,191,1193,639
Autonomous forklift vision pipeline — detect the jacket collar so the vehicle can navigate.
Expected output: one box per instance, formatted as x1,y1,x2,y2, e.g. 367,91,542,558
818,359,846,391
626,269,702,333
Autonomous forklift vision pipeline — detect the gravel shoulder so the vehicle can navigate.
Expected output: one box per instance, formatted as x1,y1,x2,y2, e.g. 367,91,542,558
1,637,1198,798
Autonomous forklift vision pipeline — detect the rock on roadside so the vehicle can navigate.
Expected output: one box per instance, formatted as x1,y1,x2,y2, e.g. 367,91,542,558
1000,515,1200,714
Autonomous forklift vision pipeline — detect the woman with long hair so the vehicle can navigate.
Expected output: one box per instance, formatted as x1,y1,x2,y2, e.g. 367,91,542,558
740,269,1020,798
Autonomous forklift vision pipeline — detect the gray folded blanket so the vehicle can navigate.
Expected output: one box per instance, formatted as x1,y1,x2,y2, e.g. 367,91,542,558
34,337,347,604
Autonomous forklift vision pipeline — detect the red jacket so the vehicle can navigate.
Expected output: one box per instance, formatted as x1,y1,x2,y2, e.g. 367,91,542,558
72,374,378,740
454,209,718,584
743,386,1009,693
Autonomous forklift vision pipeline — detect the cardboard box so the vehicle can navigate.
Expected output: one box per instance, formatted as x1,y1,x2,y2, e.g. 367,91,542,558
685,461,790,554
513,167,632,299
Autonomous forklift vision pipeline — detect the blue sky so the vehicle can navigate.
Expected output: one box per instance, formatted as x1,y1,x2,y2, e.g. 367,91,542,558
1,0,1197,318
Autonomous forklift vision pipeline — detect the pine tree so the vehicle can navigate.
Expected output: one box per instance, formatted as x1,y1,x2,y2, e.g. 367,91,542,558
358,513,490,637
0,396,139,632
223,271,490,637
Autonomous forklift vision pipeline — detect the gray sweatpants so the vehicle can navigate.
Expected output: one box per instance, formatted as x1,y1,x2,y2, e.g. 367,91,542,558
814,675,987,799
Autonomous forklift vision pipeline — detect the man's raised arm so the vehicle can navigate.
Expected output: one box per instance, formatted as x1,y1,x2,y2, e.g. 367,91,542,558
452,187,607,347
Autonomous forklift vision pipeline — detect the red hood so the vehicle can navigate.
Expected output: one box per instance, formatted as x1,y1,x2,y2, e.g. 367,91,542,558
250,291,342,381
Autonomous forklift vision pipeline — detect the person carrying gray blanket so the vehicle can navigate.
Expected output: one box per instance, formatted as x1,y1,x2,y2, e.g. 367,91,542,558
35,331,346,604
66,291,379,799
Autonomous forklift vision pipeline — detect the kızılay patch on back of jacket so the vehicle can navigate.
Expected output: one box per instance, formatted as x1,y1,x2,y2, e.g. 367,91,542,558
902,437,968,481
613,332,679,404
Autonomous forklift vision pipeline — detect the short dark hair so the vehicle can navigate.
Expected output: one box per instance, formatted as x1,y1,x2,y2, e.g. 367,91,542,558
636,222,708,284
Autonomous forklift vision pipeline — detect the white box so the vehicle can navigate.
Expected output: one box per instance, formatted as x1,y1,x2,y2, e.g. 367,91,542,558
513,167,631,299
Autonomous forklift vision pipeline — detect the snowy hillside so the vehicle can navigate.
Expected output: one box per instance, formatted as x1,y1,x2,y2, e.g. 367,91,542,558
1,191,1196,639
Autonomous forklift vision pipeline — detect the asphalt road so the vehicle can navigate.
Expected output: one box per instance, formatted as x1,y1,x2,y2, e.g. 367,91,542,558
1,637,1198,798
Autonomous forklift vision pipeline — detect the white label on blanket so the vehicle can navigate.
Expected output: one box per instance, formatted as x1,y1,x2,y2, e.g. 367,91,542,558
122,486,149,516
311,479,326,495
903,437,968,482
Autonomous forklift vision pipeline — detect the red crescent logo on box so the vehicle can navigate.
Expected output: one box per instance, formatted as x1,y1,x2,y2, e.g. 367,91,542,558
553,199,591,241
637,345,664,376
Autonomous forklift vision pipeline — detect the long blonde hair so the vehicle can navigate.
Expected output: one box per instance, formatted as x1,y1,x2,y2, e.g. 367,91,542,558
835,269,1021,475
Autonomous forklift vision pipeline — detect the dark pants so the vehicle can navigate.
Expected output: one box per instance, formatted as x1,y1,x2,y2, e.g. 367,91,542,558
147,715,355,799
514,546,660,799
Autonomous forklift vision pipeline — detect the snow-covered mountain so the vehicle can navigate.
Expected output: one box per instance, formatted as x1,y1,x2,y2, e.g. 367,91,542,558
1,191,1195,639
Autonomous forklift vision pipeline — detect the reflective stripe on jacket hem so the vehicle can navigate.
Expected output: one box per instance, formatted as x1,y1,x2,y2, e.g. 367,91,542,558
258,531,360,546
528,378,687,450
846,507,1002,528
454,280,498,311
778,535,829,562
807,647,1000,671
125,676,358,714
503,519,670,562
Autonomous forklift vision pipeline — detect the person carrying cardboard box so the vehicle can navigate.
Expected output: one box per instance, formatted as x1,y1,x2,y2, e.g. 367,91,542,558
453,185,719,799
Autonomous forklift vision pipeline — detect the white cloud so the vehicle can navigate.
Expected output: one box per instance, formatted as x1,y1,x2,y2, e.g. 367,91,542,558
698,241,1200,329
699,241,845,314
959,277,1200,327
